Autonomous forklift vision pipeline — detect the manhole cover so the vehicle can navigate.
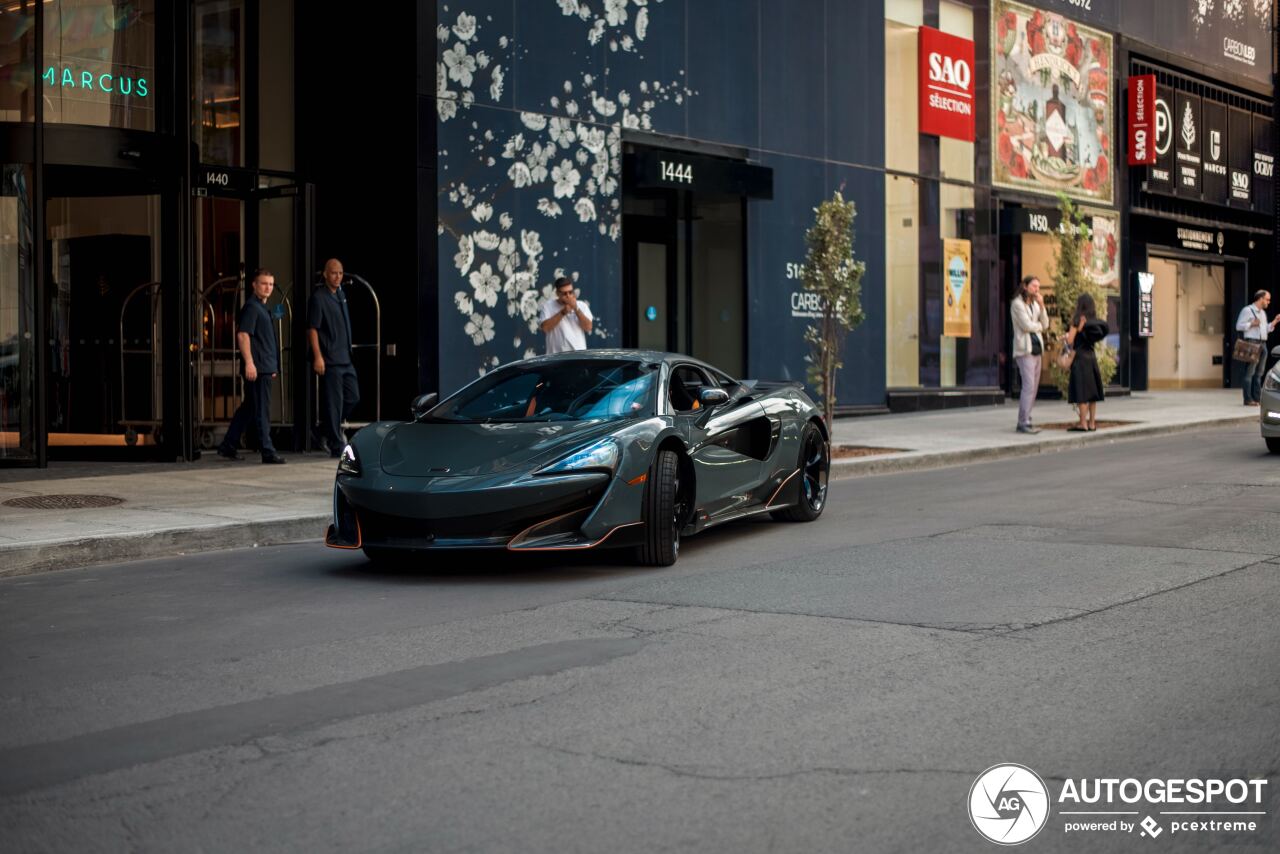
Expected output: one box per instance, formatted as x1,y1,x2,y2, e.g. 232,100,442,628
2,494,125,510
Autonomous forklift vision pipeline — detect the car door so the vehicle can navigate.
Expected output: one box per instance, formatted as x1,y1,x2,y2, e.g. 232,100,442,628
669,364,766,519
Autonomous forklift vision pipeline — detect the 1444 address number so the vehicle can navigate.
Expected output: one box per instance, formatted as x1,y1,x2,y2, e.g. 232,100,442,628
660,160,693,184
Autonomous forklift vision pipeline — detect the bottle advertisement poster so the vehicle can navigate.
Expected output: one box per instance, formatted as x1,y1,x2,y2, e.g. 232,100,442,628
992,0,1115,205
943,238,972,339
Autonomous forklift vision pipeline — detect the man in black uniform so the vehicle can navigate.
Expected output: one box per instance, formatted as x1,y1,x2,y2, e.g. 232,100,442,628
308,258,360,457
218,268,286,463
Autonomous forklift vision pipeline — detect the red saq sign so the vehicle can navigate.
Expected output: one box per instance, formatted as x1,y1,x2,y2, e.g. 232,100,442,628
919,26,975,142
1128,73,1156,165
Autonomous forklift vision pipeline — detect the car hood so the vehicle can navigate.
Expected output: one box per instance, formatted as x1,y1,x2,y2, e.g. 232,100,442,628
377,419,628,477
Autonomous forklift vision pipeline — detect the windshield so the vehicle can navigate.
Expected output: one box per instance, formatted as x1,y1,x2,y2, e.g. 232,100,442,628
430,360,656,423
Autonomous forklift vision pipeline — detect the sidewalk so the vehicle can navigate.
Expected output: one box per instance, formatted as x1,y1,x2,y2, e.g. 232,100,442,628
0,390,1259,576
828,388,1259,475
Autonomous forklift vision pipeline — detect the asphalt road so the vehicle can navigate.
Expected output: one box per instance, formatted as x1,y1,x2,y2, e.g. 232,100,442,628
1,423,1278,853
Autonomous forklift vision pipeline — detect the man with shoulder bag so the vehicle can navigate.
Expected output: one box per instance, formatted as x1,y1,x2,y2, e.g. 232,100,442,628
1234,290,1277,407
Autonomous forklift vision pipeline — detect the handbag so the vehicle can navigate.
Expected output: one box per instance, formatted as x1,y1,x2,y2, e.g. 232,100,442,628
1056,340,1075,371
1233,338,1264,364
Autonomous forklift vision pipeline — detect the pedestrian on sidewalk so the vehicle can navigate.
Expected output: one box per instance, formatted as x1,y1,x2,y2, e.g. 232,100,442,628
309,258,360,456
218,269,286,464
1011,275,1049,434
539,275,593,355
1065,293,1109,432
1234,290,1276,407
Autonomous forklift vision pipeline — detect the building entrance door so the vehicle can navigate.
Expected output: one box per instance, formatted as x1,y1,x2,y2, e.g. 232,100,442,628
621,145,769,378
1147,255,1229,389
622,191,747,377
192,170,313,453
43,168,164,455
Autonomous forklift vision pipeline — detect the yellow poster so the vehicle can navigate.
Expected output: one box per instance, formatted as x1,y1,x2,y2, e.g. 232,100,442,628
943,238,971,338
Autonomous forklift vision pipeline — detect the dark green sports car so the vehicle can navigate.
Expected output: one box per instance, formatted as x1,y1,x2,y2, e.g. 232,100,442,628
325,350,829,566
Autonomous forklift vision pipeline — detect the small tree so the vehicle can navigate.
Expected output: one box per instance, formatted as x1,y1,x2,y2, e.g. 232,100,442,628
802,191,866,435
1046,192,1117,402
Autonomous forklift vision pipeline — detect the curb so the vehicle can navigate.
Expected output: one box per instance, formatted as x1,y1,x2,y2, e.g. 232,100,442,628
0,515,330,579
829,415,1259,480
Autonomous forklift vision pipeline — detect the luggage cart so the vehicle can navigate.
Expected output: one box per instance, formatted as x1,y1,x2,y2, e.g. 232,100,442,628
118,281,164,446
312,272,381,445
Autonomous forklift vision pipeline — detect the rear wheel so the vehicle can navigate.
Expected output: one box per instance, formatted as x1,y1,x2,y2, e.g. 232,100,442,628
772,421,829,522
636,449,683,566
1267,437,1280,455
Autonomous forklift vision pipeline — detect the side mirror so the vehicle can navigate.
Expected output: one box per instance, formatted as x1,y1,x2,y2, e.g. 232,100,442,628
699,387,730,408
410,392,438,421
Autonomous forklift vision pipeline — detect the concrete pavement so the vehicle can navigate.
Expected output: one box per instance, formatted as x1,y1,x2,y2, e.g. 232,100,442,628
0,389,1262,576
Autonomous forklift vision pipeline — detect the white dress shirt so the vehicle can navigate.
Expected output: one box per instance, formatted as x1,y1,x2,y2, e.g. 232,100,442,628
1236,304,1269,341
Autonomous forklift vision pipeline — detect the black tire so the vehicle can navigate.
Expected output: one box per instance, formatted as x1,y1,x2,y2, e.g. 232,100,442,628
636,449,683,566
772,421,829,522
1267,437,1280,455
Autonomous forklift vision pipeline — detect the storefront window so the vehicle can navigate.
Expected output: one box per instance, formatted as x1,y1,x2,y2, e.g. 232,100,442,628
42,0,156,131
0,4,36,123
939,182,974,386
885,174,920,387
1,165,36,460
1019,208,1121,386
885,1,921,175
194,0,244,167
885,1,985,391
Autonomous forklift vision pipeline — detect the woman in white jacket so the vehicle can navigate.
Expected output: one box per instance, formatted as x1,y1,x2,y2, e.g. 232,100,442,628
1010,275,1050,434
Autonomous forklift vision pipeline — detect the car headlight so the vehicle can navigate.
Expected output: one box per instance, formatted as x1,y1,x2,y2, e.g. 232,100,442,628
537,438,619,475
337,444,361,476
1265,368,1280,391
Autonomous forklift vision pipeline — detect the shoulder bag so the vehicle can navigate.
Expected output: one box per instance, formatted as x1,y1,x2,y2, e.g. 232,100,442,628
1233,337,1264,364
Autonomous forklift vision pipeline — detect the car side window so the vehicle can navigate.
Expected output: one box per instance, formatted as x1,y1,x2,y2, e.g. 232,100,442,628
708,368,740,394
668,366,710,413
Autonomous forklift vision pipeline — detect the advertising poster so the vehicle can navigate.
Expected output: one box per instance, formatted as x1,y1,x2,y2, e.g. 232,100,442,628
992,0,1114,205
943,238,972,338
1079,209,1121,290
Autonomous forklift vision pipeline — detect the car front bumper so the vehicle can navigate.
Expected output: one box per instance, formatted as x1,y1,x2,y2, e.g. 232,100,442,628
325,468,645,552
1260,386,1280,438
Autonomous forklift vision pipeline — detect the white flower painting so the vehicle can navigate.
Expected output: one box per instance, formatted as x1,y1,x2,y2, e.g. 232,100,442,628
437,0,692,378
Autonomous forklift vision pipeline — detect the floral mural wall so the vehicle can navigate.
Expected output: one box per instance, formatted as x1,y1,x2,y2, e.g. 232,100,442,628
435,0,691,387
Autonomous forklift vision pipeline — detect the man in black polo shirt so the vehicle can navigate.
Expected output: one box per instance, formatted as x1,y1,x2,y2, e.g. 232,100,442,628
308,258,361,457
218,268,286,464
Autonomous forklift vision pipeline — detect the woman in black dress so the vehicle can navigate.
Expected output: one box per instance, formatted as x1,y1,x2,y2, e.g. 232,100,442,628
1066,293,1109,431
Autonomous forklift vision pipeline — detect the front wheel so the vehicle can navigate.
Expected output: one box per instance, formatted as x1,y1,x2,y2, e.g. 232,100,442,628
636,449,683,566
1267,436,1280,455
772,421,829,522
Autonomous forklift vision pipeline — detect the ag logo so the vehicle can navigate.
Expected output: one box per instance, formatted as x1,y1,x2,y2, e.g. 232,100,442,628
968,764,1050,845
